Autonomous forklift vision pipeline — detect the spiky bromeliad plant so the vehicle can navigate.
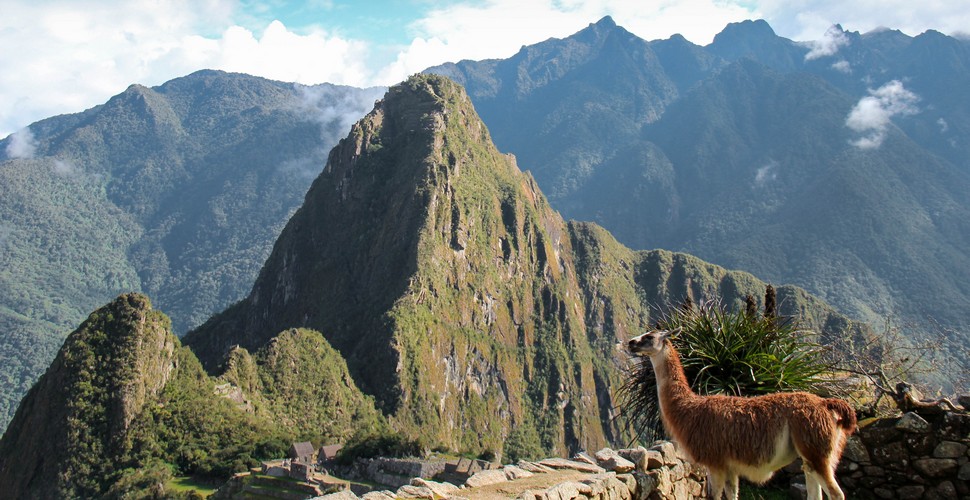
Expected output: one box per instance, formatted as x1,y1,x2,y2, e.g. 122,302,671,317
619,289,832,443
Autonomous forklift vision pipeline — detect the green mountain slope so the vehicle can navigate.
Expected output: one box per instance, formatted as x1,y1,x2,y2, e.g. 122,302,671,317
0,71,384,430
427,18,970,382
186,74,867,457
0,294,380,499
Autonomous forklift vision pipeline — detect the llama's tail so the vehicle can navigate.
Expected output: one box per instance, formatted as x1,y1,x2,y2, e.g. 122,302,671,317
824,398,857,434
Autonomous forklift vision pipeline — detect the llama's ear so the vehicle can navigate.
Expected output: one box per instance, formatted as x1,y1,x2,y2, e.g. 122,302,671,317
663,327,682,338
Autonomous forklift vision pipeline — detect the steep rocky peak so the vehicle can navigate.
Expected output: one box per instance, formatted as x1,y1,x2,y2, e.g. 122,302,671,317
712,19,778,45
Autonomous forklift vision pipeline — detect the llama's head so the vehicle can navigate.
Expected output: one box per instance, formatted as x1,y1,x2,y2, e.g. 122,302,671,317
627,328,679,356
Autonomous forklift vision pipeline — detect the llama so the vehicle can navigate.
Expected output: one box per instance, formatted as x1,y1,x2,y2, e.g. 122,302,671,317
627,328,856,500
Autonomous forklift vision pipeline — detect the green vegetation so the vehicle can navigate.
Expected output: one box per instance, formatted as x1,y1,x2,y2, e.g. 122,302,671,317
619,287,833,442
166,476,219,497
219,328,384,445
0,295,382,498
335,429,427,465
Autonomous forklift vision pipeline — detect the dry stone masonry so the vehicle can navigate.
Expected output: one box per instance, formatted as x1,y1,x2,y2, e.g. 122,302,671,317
313,440,706,500
831,408,970,500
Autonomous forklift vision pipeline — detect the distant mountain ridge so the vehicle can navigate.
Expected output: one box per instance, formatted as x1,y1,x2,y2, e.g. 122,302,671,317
0,70,385,429
428,16,970,380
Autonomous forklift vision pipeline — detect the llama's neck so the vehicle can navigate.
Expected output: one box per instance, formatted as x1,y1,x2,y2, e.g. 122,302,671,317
650,340,696,416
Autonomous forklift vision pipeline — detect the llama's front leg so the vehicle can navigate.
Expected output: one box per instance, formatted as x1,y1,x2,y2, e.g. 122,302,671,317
725,474,739,500
706,468,726,499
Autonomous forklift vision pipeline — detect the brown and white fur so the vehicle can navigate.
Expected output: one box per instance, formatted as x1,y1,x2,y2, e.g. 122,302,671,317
628,328,856,500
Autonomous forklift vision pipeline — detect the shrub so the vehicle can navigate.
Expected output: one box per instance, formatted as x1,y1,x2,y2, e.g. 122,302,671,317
619,294,831,442
335,429,426,465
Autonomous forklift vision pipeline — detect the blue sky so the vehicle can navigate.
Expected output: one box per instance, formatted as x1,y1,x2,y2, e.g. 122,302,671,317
1,0,968,138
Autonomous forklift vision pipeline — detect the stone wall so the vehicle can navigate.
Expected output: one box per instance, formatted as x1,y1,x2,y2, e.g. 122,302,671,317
835,410,970,500
361,457,449,488
314,441,707,500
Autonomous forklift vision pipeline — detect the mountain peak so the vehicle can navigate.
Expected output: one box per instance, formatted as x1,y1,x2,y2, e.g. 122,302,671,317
713,19,777,43
593,15,617,28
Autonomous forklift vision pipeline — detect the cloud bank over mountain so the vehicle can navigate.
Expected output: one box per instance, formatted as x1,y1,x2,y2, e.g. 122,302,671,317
846,80,920,149
3,0,970,137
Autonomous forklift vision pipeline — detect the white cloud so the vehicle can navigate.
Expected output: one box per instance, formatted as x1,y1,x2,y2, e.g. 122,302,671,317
295,83,385,134
754,0,970,43
937,117,948,132
52,159,79,177
2,0,968,138
755,160,778,187
805,24,849,60
375,0,755,84
831,60,852,73
5,127,37,159
846,80,919,149
0,0,369,137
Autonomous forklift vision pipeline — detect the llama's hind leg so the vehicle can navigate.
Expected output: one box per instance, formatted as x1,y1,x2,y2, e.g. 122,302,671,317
817,466,845,500
803,465,823,500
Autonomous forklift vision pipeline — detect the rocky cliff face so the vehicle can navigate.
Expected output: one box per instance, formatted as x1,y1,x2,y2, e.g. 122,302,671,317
186,75,865,457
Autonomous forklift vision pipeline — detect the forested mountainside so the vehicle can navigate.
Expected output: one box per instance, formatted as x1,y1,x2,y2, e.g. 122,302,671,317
0,71,384,429
428,17,970,382
0,294,381,499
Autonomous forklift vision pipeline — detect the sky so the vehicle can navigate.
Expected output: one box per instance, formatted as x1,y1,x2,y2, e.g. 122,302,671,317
1,0,968,138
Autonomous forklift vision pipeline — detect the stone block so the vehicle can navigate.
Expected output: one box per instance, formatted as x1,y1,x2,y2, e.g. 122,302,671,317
862,423,902,447
503,465,534,480
617,447,649,472
873,487,894,499
465,469,508,488
539,458,606,474
517,460,556,473
904,432,936,455
601,476,634,500
959,462,970,481
315,491,361,500
934,480,959,500
912,458,958,478
394,485,434,499
896,412,931,433
574,451,597,465
360,491,396,500
897,485,925,500
546,480,592,499
650,442,678,466
410,478,459,497
595,448,636,473
644,451,663,470
934,441,968,458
